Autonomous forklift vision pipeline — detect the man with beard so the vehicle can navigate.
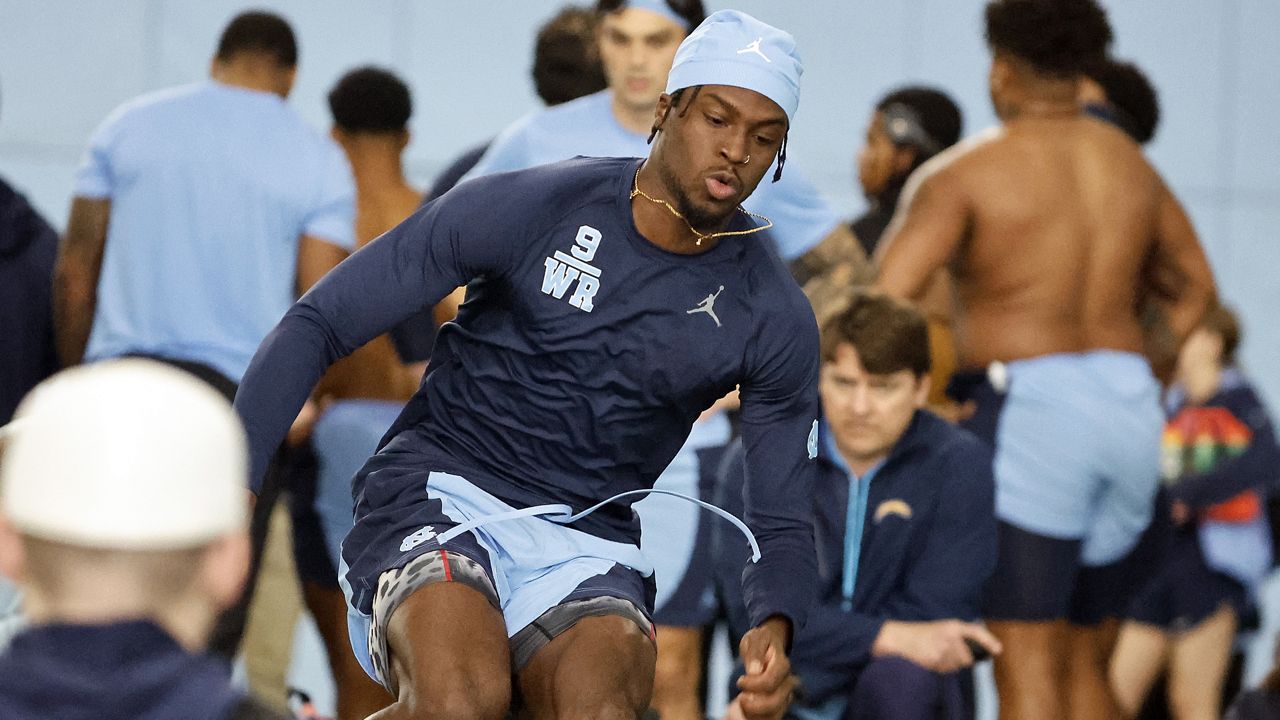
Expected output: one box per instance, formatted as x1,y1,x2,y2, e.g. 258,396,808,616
234,11,820,720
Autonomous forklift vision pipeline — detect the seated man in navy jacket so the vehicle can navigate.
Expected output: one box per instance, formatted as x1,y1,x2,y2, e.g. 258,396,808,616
718,289,1001,720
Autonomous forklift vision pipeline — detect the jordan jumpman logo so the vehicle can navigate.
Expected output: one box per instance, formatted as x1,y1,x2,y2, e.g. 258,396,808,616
687,286,725,327
736,37,771,63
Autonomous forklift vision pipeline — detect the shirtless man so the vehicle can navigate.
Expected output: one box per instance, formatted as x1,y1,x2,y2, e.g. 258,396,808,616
876,2,1215,719
294,66,430,720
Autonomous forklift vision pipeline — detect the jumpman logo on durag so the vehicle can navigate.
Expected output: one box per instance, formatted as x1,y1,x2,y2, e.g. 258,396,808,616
687,286,725,327
736,37,771,63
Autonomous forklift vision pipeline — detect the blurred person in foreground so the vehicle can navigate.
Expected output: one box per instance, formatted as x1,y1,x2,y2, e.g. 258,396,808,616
0,359,284,720
875,1,1216,718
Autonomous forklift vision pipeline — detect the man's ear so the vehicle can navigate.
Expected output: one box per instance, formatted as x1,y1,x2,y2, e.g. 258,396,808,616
651,93,675,136
914,373,933,409
198,531,250,613
989,56,1011,96
0,515,27,584
892,146,920,177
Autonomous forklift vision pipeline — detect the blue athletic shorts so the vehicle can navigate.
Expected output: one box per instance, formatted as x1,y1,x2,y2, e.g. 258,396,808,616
338,462,654,681
311,399,404,571
952,351,1163,621
635,411,732,627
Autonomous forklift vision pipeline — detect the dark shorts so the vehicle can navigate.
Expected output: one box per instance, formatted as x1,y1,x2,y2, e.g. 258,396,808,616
341,462,655,688
982,521,1157,625
1126,531,1247,632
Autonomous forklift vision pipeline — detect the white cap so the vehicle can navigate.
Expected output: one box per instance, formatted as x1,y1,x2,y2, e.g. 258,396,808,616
0,359,248,550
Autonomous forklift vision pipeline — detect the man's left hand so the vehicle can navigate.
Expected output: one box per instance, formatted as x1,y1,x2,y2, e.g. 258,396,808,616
737,616,798,720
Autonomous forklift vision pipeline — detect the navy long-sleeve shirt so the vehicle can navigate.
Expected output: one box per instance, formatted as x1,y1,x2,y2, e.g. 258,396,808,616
717,410,996,704
235,157,820,629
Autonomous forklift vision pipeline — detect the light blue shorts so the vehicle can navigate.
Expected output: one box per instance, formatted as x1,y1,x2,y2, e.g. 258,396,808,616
635,411,733,625
991,351,1163,566
312,399,404,569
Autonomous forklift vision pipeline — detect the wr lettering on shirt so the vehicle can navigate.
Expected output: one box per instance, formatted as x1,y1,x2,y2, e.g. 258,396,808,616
542,225,603,312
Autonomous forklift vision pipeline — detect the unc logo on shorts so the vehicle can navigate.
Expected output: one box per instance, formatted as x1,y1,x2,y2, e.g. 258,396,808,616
807,420,818,460
399,525,437,552
541,225,603,313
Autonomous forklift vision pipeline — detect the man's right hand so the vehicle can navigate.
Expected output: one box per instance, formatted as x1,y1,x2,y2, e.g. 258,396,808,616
871,619,1002,674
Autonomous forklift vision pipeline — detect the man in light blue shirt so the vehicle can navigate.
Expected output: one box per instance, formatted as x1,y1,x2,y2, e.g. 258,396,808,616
55,11,355,385
52,10,355,661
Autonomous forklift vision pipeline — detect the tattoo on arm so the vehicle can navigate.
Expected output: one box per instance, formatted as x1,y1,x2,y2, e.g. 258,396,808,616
788,224,872,288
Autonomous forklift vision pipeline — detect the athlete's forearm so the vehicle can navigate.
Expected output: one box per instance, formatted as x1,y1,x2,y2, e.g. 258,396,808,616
53,198,111,367
739,412,820,631
236,308,347,492
52,253,97,368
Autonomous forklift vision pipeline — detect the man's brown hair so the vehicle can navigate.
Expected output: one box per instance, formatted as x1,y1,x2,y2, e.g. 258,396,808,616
819,289,931,377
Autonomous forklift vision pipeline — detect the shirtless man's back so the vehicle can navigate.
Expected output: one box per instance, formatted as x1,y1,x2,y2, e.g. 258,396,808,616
877,3,1213,720
894,115,1204,369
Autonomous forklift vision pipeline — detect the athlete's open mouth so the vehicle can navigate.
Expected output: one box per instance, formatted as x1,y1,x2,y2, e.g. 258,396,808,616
705,170,740,201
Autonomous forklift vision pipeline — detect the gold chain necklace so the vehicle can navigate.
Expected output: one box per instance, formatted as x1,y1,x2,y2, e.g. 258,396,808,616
630,166,773,246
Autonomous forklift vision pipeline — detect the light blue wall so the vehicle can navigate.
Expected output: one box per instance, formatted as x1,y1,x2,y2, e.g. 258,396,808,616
1,0,1275,411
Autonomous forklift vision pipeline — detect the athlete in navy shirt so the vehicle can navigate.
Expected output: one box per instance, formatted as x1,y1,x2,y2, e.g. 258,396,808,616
235,11,817,720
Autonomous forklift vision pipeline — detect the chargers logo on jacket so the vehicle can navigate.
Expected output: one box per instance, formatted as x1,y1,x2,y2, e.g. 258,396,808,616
874,500,913,523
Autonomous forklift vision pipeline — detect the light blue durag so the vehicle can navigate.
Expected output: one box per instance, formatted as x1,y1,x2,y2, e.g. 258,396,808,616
664,9,804,121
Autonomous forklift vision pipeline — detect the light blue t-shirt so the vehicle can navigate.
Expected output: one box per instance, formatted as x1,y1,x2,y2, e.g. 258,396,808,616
74,80,356,382
461,90,838,261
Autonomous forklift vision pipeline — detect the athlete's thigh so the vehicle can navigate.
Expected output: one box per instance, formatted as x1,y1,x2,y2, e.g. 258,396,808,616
384,580,511,713
517,611,656,720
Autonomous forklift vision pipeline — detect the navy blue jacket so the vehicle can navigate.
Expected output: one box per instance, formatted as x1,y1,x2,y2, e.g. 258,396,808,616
717,410,997,704
0,620,276,720
0,177,59,424
236,157,821,630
